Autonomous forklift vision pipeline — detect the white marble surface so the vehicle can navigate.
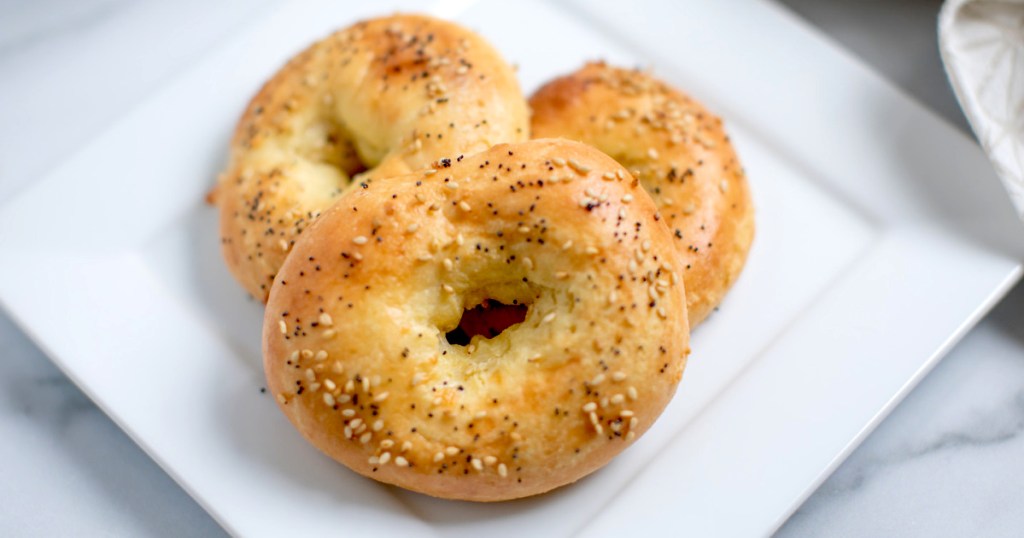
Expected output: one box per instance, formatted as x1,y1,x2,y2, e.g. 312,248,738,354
0,0,1020,535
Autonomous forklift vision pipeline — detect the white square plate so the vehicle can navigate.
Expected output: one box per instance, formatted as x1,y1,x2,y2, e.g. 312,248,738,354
1,0,1021,535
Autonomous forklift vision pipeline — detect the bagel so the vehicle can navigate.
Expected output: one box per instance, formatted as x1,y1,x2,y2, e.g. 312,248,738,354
217,14,529,301
263,139,689,501
530,62,754,326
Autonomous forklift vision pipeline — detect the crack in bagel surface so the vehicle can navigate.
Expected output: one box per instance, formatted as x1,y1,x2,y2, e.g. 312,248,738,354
263,140,689,500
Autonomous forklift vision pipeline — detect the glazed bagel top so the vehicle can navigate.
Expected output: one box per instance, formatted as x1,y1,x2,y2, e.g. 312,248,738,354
217,14,529,300
263,139,689,501
530,62,754,326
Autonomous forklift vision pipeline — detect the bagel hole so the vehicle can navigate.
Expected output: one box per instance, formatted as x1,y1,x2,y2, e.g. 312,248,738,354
445,299,528,346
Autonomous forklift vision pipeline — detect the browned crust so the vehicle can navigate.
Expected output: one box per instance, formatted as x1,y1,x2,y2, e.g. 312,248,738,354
263,139,689,501
218,14,529,301
530,62,754,326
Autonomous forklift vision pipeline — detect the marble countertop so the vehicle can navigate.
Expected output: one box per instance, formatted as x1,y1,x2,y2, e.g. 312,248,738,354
1,0,1021,535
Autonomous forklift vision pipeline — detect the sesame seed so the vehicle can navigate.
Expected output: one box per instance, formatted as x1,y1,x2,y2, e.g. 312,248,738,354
353,252,363,261
353,236,368,245
343,426,353,439
305,368,316,382
622,194,634,203
585,188,599,198
620,409,635,417
337,394,351,404
368,456,379,465
374,391,390,402
349,418,363,429
381,439,395,449
626,431,636,441
657,306,668,318
523,257,534,270
642,240,652,252
647,148,659,159
315,350,328,361
342,408,355,417
475,410,488,419
445,446,459,456
612,371,627,382
401,441,412,452
362,377,371,393
484,456,497,466
585,246,599,255
562,240,574,250
406,223,420,233
518,226,530,234
555,271,569,279
279,239,290,252
542,312,556,324
459,201,472,211
359,432,372,444
309,382,321,392
373,419,384,431
442,284,454,293
609,290,618,304
290,350,299,361
323,393,335,406
511,432,523,441
567,159,591,174
720,179,729,193
589,411,599,425
602,172,616,180
553,157,566,166
600,397,609,408
424,169,438,175
301,349,313,359
582,402,598,412
276,394,287,405
434,452,445,462
616,169,627,180
344,380,355,393
683,203,696,214
456,233,465,246
498,463,508,477
630,417,639,429
278,320,287,334
442,258,454,271
324,379,337,391
471,458,483,471
591,373,606,385
411,373,425,386
395,456,409,467
418,253,434,261
628,386,639,400
318,312,333,327
323,329,336,339
611,394,625,405
649,286,660,301
379,452,391,465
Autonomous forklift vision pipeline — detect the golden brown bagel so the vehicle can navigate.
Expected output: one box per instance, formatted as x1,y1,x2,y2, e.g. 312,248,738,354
263,139,689,501
217,14,529,301
530,62,754,326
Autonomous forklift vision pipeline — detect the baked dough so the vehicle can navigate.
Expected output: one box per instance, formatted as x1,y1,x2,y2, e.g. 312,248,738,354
263,139,689,501
217,14,529,300
531,62,754,326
